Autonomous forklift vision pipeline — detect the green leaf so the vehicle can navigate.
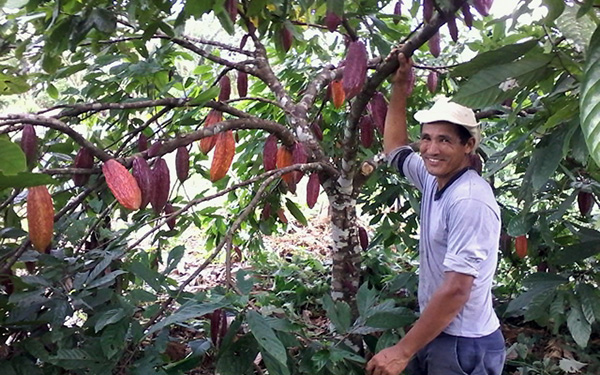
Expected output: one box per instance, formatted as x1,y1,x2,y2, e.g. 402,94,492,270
321,294,352,333
0,72,30,95
236,269,255,295
326,0,344,16
576,284,600,324
95,308,127,332
567,305,591,348
0,138,27,175
576,0,594,18
189,85,220,105
101,321,127,359
127,261,164,292
580,25,600,167
164,245,185,275
90,8,117,34
364,301,416,329
505,273,568,316
146,299,227,336
356,283,378,317
285,199,307,226
0,172,55,190
216,333,259,375
543,0,565,23
524,125,570,191
247,311,288,370
553,239,600,265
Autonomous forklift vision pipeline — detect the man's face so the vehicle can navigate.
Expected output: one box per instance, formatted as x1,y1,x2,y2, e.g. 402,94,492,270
419,122,474,188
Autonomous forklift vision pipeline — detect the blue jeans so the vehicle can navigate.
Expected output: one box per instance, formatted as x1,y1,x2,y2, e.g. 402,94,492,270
405,329,505,375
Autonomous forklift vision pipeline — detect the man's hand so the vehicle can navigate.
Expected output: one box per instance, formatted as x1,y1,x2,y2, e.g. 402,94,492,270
391,52,412,87
365,344,411,375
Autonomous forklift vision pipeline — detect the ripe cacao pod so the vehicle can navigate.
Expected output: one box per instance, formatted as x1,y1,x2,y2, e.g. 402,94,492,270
469,153,482,175
240,34,249,49
148,141,162,158
164,203,176,230
200,110,222,154
306,173,320,209
578,191,594,217
21,124,37,169
358,226,368,250
325,11,342,32
103,159,142,210
472,0,493,17
210,130,236,182
261,202,272,221
423,0,433,23
515,235,527,259
277,208,288,224
151,157,170,214
331,79,345,108
138,133,149,152
428,32,441,58
359,116,374,148
311,118,324,141
132,156,153,209
219,75,231,102
292,142,308,183
226,0,238,23
369,92,387,134
447,14,459,42
175,146,190,183
280,25,293,52
462,3,473,28
263,134,278,171
237,71,248,97
72,147,94,186
393,1,402,24
427,71,438,94
342,40,368,100
27,185,54,252
276,145,295,190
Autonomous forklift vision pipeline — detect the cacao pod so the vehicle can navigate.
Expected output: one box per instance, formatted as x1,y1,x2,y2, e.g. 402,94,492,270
342,40,368,100
423,0,434,23
261,202,272,221
138,133,149,152
27,185,54,252
325,11,342,32
240,34,249,49
151,157,170,214
358,226,368,250
219,309,228,347
368,92,387,134
428,32,441,58
311,117,324,141
462,3,473,28
277,208,288,224
292,142,308,183
237,71,248,97
280,25,293,52
306,173,320,209
447,14,459,43
148,141,162,158
200,110,222,154
164,203,176,230
359,116,374,148
393,1,402,24
21,124,37,169
132,156,153,209
175,146,190,183
210,309,221,345
472,0,492,17
226,0,238,23
72,147,94,186
515,235,527,259
469,153,482,175
263,134,278,171
578,191,594,217
210,130,236,182
331,79,345,108
276,145,295,191
427,71,438,94
103,159,142,210
219,75,231,102
499,231,511,255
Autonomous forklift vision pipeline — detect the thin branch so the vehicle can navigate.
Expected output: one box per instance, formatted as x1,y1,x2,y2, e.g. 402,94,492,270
0,189,21,212
225,96,285,110
55,98,188,118
0,241,30,274
41,167,99,175
183,34,255,57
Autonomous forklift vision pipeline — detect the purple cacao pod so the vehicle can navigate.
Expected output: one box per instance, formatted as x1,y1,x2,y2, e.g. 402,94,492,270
226,0,238,23
261,203,272,221
325,11,342,32
472,0,493,17
447,14,458,42
311,118,324,141
151,157,170,214
175,146,190,183
423,0,434,23
138,133,149,152
428,32,441,58
342,40,368,100
164,203,176,230
358,226,368,250
72,147,94,186
263,134,278,171
21,125,37,168
240,34,249,49
280,25,293,52
578,191,594,217
148,141,162,158
359,116,374,148
237,71,248,97
132,156,154,209
427,71,438,94
292,142,308,183
219,75,231,102
306,173,320,209
369,92,387,134
393,1,402,24
462,3,473,29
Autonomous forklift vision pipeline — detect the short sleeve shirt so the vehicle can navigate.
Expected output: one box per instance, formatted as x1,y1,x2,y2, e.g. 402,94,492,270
388,146,501,337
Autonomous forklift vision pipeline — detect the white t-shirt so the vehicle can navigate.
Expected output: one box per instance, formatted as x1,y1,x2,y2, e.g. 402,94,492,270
389,146,501,337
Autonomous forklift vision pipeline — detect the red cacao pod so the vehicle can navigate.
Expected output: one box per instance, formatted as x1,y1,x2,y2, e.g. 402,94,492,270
261,203,272,221
342,40,368,100
277,208,288,224
175,146,190,183
311,118,324,141
359,116,374,148
358,226,368,250
578,191,594,217
226,0,238,23
306,173,320,209
132,156,153,209
210,130,236,182
447,14,459,43
462,3,473,28
151,157,170,214
263,134,278,171
469,153,483,175
280,25,293,52
331,79,345,108
148,141,162,158
138,133,149,152
423,0,434,22
27,185,54,252
325,11,342,32
21,124,37,169
393,1,402,24
276,146,295,191
219,75,231,102
427,71,438,94
72,147,94,186
164,203,176,230
102,159,142,210
237,71,248,97
292,142,308,183
428,32,441,58
515,235,527,259
368,92,387,134
200,110,222,154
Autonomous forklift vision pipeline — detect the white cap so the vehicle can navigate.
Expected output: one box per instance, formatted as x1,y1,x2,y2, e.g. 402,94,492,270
414,96,481,151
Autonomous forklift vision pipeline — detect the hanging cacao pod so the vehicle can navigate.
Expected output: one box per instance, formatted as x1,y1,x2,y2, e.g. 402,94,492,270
472,0,493,17
393,1,402,24
325,11,342,32
27,185,54,252
219,309,228,347
331,79,345,108
280,25,293,52
276,208,288,224
310,117,324,141
164,203,176,230
342,40,368,100
515,235,527,259
72,147,94,186
428,32,441,58
219,75,231,102
210,130,236,182
359,116,374,148
226,0,238,23
240,34,249,49
306,173,320,209
358,226,368,250
210,309,221,345
263,134,278,171
292,142,308,183
102,159,142,210
148,141,162,158
427,71,438,94
138,133,149,152
21,124,37,169
423,0,434,23
369,92,387,134
200,110,222,154
276,145,295,191
132,156,153,209
261,202,272,221
175,146,190,183
578,191,594,217
447,14,459,43
462,3,473,28
469,153,483,175
237,71,248,97
151,157,170,214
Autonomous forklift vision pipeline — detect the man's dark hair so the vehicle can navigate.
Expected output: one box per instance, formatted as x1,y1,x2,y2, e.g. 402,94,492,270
420,121,472,145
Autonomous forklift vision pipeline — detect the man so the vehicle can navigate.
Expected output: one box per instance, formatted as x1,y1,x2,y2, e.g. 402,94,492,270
365,54,505,375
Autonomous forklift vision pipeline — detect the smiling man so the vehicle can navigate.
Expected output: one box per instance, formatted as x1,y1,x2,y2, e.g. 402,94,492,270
365,54,505,375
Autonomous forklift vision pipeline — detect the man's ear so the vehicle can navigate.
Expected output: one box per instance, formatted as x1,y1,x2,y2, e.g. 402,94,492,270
465,137,476,154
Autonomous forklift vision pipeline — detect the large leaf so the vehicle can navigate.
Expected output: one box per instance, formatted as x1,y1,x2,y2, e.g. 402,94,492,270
216,334,259,375
567,304,591,348
94,308,127,333
505,273,568,316
0,138,27,175
246,311,289,372
523,125,571,191
553,239,600,265
580,25,600,167
146,299,227,336
321,294,352,333
0,72,30,95
0,172,55,189
356,283,378,318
